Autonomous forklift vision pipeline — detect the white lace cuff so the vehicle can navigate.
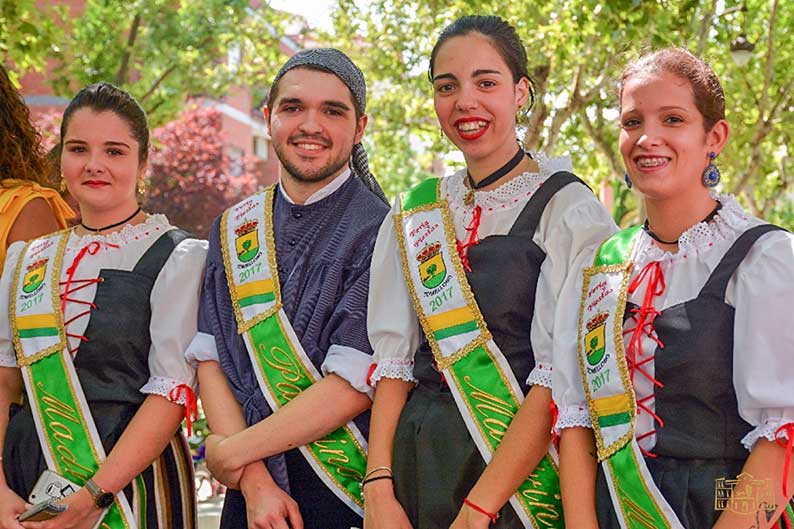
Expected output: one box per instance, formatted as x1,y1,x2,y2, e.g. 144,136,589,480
140,375,195,405
741,419,793,451
526,363,552,388
556,406,592,434
184,332,219,367
0,351,16,368
369,358,417,387
321,344,374,399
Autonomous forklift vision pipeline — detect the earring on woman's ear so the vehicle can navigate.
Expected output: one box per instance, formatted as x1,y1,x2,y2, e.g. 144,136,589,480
624,173,632,189
137,178,146,196
59,173,67,193
702,152,720,188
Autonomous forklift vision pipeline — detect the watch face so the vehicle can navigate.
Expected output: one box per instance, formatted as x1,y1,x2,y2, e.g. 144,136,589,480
96,492,115,509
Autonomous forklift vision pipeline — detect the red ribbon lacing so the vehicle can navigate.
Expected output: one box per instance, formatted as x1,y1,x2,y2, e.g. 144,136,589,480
169,384,198,437
623,261,666,458
550,400,560,449
59,241,118,355
456,205,482,272
775,423,794,499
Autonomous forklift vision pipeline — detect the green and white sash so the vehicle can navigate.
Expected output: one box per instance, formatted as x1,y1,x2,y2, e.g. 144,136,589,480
11,231,139,529
395,178,564,529
220,187,368,516
577,226,683,529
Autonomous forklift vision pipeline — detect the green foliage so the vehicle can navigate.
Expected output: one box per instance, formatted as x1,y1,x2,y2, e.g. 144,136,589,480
0,0,62,84
324,0,793,219
3,0,289,127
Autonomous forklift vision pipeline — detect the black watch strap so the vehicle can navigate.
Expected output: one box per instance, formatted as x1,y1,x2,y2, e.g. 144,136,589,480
85,478,115,509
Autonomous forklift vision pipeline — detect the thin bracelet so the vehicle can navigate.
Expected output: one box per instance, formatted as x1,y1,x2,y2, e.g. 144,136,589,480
360,474,394,488
463,498,499,524
364,466,392,480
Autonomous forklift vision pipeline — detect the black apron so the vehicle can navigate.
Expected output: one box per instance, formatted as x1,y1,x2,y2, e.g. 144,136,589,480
596,224,787,529
4,229,196,529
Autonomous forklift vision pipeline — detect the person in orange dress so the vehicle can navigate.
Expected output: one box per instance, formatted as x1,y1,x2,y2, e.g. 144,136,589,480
0,64,74,268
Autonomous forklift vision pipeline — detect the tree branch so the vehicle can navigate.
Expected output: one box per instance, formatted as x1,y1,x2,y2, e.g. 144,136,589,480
695,0,718,55
116,13,142,86
581,107,622,176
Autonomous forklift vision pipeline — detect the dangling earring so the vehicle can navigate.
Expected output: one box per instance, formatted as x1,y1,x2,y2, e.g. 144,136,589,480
702,152,720,187
136,178,146,196
624,173,633,189
59,173,67,193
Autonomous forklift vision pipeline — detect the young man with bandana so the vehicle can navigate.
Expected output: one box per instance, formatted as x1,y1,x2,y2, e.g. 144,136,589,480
186,48,389,529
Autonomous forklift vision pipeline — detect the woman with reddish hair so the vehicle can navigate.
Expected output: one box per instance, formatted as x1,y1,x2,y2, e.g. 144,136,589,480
556,48,794,529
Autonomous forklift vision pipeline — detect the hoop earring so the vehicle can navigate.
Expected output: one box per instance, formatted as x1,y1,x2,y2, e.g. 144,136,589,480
137,178,146,195
624,173,632,189
702,152,720,187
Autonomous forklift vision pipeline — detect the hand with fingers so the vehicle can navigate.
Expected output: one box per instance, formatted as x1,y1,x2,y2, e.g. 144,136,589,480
205,434,244,489
241,475,303,529
18,488,101,529
0,487,29,529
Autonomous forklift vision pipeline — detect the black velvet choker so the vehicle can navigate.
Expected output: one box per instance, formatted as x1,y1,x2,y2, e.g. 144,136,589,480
81,207,141,234
464,148,527,205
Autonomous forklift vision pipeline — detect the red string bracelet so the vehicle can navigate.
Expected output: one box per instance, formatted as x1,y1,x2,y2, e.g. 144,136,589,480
463,498,499,524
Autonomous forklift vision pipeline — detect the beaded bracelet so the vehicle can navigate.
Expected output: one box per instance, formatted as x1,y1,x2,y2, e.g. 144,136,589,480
463,498,499,524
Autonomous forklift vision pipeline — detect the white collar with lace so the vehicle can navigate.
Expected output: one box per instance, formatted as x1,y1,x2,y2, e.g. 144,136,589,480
68,214,172,249
633,194,755,264
444,152,573,213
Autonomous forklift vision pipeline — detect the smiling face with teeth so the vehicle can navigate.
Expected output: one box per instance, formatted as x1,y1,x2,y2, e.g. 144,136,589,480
619,70,729,202
265,67,366,186
431,32,529,174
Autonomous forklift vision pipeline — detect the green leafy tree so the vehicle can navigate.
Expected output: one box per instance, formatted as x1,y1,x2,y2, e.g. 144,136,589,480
4,0,290,127
0,1,61,84
325,0,793,227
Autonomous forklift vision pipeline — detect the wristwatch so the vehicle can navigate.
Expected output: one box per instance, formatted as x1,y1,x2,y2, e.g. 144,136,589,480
84,478,115,509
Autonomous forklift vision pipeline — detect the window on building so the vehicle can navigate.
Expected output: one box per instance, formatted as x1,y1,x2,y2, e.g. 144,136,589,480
228,146,244,176
253,136,269,160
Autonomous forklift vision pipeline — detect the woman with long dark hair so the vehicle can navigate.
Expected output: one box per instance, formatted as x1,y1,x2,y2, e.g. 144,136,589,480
362,15,616,529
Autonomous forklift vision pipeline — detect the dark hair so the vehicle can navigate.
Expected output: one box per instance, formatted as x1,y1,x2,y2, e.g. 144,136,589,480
60,82,149,164
620,47,725,131
266,65,364,120
0,64,50,186
428,15,535,110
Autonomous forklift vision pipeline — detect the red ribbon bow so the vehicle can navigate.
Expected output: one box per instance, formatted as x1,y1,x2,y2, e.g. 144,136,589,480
169,384,198,437
775,423,794,498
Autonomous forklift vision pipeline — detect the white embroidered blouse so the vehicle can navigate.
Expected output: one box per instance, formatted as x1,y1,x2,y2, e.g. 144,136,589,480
552,194,794,450
367,153,617,388
0,215,207,405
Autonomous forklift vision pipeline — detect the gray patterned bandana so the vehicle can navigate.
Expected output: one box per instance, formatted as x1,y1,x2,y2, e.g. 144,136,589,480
272,48,387,203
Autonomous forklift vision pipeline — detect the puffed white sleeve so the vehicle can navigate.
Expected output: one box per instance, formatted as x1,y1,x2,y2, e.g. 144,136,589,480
534,183,616,431
141,236,208,405
729,229,794,451
0,241,25,367
366,199,421,387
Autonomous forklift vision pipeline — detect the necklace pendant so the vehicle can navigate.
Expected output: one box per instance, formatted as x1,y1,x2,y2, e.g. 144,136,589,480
464,189,474,206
